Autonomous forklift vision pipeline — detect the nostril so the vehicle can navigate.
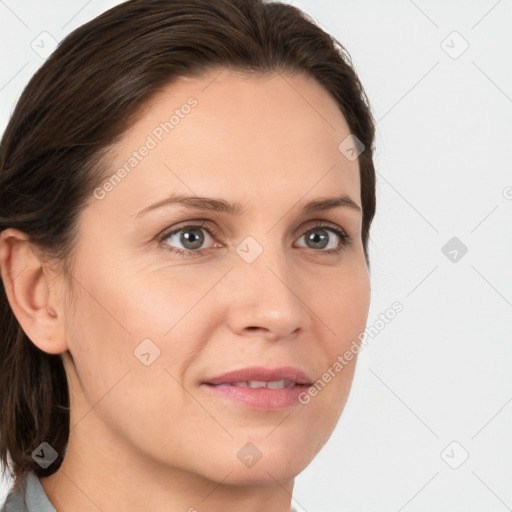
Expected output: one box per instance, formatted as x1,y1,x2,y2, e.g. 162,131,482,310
245,326,270,334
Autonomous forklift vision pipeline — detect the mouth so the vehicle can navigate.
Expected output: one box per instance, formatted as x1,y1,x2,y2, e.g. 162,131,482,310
202,365,314,386
211,379,298,389
201,366,314,410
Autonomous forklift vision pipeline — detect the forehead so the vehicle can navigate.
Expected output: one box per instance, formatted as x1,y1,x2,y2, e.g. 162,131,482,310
91,69,361,217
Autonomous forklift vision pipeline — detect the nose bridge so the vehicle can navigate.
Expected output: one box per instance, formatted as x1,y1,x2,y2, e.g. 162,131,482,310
236,234,291,293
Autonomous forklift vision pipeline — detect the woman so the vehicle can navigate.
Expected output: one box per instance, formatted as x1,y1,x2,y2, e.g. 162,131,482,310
0,0,376,510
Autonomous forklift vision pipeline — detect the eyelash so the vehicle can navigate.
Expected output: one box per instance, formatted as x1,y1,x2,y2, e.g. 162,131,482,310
158,220,351,258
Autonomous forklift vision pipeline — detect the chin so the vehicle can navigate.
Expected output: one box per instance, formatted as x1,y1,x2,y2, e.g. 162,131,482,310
190,439,313,486
233,441,314,485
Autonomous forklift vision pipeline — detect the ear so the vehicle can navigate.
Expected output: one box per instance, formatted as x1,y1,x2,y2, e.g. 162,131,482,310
0,228,68,354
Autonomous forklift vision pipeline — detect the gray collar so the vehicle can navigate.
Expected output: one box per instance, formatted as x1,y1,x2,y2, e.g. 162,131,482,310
25,473,56,512
1,472,56,512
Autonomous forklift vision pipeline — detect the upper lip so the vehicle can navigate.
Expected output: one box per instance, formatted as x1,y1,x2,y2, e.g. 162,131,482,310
202,366,314,386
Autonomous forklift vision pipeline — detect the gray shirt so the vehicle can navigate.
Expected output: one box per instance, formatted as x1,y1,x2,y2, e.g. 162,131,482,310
1,471,301,511
0,472,55,512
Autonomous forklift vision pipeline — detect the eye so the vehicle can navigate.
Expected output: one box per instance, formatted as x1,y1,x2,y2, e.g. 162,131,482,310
160,221,219,256
159,220,351,257
294,223,350,255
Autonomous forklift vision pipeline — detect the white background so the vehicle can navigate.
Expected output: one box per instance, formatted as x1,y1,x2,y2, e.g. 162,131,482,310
1,1,511,510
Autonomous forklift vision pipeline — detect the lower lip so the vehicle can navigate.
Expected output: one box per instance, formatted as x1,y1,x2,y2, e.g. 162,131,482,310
201,383,310,410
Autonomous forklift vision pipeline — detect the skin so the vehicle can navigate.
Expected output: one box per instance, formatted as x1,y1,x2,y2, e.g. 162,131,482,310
0,69,371,512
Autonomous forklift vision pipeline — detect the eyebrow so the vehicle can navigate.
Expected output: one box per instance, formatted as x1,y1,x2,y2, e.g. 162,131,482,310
135,193,361,218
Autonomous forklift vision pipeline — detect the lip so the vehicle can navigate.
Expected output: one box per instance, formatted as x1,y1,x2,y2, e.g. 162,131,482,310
201,366,314,411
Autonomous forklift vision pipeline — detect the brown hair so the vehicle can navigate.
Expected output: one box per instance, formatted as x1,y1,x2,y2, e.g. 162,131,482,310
0,0,376,486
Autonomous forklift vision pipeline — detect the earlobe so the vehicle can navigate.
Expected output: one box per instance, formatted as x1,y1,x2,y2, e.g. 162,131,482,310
0,228,68,355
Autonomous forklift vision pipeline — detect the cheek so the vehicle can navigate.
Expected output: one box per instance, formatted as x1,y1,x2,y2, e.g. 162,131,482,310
321,264,371,352
63,271,205,456
305,265,370,421
64,258,218,405
90,258,221,337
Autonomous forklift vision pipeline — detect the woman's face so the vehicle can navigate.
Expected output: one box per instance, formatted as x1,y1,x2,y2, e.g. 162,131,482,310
59,69,370,484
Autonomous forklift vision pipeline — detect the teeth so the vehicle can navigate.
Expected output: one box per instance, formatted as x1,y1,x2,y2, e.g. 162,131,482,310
248,380,269,388
211,380,297,388
230,379,291,389
266,379,286,389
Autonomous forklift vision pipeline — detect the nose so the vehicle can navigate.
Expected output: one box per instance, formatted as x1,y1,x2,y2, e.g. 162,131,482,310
224,242,311,341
